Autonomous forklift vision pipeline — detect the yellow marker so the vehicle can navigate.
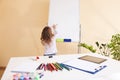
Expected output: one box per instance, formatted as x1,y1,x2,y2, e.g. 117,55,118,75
56,38,64,42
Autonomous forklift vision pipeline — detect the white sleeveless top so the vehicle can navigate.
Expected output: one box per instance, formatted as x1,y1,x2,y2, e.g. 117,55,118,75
44,37,57,55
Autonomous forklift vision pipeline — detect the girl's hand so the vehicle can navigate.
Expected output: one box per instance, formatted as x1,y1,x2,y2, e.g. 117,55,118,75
52,24,57,29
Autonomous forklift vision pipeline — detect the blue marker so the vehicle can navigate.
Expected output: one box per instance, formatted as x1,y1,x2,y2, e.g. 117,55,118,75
64,39,71,42
39,73,44,78
20,75,24,80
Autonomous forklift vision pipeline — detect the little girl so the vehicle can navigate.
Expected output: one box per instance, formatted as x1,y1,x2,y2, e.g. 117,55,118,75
40,24,57,57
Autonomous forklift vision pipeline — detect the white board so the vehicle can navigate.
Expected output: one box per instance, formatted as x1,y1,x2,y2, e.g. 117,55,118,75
48,0,80,42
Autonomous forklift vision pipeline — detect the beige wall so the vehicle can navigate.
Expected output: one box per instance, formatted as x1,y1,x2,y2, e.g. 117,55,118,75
0,0,120,66
0,0,49,66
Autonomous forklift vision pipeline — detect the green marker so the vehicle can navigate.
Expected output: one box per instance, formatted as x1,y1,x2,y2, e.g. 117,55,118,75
35,75,40,80
55,62,63,70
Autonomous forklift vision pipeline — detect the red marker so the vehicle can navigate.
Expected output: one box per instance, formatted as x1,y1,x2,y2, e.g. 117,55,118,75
36,56,39,60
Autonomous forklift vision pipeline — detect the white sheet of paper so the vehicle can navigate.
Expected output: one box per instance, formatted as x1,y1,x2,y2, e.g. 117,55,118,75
11,62,39,73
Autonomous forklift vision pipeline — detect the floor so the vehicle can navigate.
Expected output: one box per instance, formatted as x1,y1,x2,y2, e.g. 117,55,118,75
0,67,5,79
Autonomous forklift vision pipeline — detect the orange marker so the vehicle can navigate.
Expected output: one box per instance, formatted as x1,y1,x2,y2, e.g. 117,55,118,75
50,63,57,71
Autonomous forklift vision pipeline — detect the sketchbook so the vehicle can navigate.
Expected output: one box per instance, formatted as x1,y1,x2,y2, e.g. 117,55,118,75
63,55,107,74
78,55,107,64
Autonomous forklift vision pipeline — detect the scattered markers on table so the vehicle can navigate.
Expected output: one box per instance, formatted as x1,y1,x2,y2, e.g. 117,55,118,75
36,62,72,71
12,62,71,80
12,72,44,80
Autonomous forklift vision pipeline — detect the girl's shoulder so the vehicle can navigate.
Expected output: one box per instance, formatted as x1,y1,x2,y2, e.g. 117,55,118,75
41,40,46,45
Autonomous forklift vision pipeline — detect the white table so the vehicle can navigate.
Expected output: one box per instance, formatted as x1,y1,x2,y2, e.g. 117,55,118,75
1,53,120,80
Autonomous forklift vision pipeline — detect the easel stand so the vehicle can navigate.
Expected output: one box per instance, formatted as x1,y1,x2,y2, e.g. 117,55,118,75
78,24,81,53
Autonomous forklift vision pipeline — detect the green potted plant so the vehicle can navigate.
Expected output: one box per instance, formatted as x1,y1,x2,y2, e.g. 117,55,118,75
79,33,120,61
95,42,110,57
108,34,120,60
79,42,110,56
78,43,96,53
